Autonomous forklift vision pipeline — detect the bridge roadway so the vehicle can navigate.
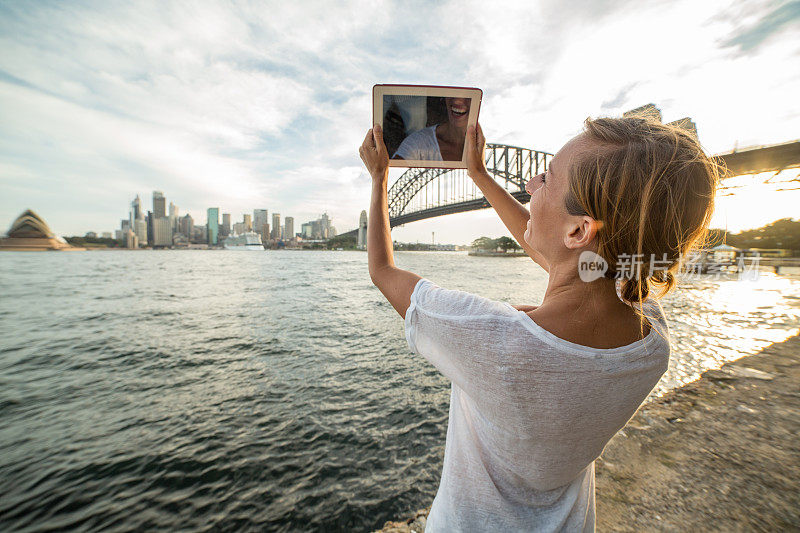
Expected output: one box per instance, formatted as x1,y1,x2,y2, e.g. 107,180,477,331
340,140,800,238
716,140,800,176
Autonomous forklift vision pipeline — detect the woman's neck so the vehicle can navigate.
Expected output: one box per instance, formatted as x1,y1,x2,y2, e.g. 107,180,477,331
532,265,650,347
437,122,466,145
542,264,624,311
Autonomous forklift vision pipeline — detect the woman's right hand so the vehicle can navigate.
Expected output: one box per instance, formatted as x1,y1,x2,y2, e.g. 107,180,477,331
466,122,489,180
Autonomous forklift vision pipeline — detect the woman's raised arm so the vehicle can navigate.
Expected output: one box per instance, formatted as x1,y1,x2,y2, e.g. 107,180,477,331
465,124,549,272
359,125,422,319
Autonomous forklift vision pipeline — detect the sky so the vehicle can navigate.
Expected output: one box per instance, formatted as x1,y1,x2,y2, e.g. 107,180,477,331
0,0,798,243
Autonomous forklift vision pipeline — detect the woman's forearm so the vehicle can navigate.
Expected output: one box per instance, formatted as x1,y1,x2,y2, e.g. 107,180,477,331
471,170,531,245
367,174,394,280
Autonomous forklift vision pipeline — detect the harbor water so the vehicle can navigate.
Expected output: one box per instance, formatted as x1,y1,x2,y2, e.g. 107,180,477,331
1,251,799,531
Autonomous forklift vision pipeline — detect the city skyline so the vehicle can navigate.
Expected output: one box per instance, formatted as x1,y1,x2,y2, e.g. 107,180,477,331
1,1,798,242
110,188,334,247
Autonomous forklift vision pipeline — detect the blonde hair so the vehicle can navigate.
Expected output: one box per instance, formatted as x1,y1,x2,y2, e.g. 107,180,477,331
565,116,721,305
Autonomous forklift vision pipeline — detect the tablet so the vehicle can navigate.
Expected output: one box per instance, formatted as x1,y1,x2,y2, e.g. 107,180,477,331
373,84,482,168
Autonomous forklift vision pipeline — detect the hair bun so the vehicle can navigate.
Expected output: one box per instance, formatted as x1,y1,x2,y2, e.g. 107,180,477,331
620,276,650,303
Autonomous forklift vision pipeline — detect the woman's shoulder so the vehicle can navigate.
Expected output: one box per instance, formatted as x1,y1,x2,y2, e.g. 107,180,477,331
518,297,669,355
409,278,519,320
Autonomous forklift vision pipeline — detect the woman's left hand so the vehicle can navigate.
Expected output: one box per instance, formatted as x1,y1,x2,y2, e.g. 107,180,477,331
359,124,389,182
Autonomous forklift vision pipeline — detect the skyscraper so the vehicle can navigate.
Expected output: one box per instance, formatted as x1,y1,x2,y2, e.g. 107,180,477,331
221,213,231,238
134,218,147,246
153,217,172,247
146,210,154,245
243,214,252,231
169,202,179,233
207,208,219,245
271,213,281,240
153,191,166,219
130,195,142,224
284,217,294,241
253,209,268,239
180,214,194,238
320,212,331,239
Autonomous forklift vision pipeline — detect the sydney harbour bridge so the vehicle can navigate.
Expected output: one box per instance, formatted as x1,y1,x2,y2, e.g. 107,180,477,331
341,139,800,238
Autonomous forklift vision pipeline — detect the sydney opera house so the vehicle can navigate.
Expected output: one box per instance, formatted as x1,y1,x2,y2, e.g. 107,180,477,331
0,210,82,251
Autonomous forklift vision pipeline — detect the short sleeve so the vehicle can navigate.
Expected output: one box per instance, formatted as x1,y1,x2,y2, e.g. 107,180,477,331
393,135,416,160
404,279,520,398
393,127,441,161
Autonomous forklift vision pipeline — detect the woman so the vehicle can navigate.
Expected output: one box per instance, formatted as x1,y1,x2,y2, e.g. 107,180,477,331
393,97,471,161
359,117,718,532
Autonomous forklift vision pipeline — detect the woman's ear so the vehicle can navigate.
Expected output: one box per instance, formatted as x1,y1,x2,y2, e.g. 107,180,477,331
564,216,600,250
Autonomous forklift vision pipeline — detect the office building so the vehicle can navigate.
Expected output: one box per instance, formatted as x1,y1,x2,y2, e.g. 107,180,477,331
130,195,142,223
357,210,368,249
169,202,179,232
253,209,268,241
134,218,147,246
153,217,172,247
221,213,231,238
180,214,194,238
207,207,219,245
284,217,294,241
253,209,267,229
271,213,281,240
118,219,131,242
192,224,207,243
243,214,252,231
320,212,331,238
125,229,138,249
301,213,335,239
153,191,166,219
233,222,246,235
146,211,154,245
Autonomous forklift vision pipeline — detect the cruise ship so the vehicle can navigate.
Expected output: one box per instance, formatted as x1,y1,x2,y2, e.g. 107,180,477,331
223,232,264,250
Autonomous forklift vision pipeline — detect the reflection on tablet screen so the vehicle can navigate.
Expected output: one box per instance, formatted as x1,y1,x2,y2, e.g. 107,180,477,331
383,95,471,162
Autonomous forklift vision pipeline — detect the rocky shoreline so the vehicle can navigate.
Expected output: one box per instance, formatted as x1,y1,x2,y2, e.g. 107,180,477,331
377,334,800,532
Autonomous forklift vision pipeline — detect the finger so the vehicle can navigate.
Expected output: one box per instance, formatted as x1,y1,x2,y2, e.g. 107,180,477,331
362,129,373,149
372,124,385,151
476,122,485,145
466,125,475,148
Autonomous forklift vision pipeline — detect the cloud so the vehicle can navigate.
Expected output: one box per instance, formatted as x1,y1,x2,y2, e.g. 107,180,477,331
601,83,639,111
722,0,800,54
0,0,798,241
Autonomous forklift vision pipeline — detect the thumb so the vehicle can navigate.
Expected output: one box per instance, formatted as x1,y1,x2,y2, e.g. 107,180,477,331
373,123,384,146
466,125,476,149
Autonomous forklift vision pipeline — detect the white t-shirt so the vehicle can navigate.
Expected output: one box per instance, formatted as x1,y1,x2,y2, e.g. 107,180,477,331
394,125,443,161
404,279,670,532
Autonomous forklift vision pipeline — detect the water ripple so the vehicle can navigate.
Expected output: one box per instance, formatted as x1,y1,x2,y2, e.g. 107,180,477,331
0,251,799,531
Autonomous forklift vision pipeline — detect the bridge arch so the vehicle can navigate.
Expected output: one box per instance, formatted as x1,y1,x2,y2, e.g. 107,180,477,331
387,143,553,227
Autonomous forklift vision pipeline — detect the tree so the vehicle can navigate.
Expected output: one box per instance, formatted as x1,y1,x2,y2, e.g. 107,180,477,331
471,236,495,251
495,236,520,252
326,233,357,249
706,218,800,252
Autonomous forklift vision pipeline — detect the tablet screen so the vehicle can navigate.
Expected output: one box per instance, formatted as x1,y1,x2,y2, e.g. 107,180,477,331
373,85,482,169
